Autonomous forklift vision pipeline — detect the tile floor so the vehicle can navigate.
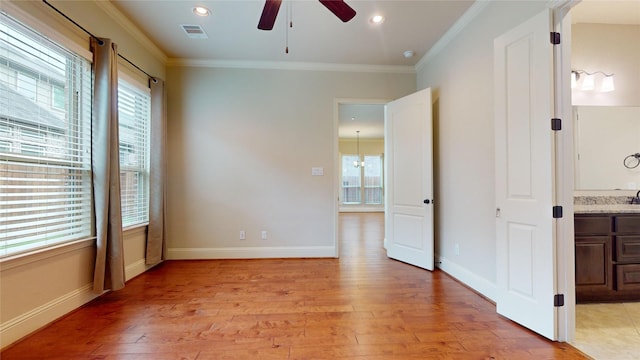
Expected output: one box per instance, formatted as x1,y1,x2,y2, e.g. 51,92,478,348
572,302,640,360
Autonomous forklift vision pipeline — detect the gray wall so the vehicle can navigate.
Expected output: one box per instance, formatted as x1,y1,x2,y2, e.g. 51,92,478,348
416,1,550,298
165,66,415,258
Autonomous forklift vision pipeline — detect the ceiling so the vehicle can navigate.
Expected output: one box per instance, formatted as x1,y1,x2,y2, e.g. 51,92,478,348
338,103,385,138
110,0,639,139
110,0,475,66
571,0,640,25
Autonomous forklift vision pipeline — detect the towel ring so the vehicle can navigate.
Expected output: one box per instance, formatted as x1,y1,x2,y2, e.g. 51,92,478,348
624,153,640,169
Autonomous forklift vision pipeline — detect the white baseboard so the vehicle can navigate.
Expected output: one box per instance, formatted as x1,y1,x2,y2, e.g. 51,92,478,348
0,283,98,349
435,254,496,302
167,246,336,260
125,258,154,281
339,207,384,213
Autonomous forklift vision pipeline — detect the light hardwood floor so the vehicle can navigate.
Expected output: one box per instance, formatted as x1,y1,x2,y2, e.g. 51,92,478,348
1,213,590,359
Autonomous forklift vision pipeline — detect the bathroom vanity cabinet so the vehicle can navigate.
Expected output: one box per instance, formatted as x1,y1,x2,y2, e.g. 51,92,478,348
575,213,640,302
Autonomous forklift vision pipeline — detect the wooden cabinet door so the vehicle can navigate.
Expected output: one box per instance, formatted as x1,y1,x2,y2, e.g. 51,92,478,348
575,236,612,291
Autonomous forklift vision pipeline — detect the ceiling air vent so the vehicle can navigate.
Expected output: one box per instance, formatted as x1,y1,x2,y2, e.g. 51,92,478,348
180,24,208,39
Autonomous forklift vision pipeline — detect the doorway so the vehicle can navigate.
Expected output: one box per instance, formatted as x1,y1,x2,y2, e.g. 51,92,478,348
334,99,388,258
333,92,435,269
569,0,640,358
337,101,387,213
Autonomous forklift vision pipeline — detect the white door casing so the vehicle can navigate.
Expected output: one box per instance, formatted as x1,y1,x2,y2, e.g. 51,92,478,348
494,9,557,340
385,88,434,271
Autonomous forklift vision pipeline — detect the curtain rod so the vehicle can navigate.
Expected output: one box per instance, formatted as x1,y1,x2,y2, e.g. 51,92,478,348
42,0,156,81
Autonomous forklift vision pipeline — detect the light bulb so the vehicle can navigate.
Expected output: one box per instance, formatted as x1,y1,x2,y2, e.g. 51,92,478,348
193,6,210,16
601,75,615,92
581,74,595,91
370,15,385,24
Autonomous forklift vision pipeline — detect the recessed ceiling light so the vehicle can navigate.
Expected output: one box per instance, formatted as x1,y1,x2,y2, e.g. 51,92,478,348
370,14,385,24
403,50,415,58
193,6,210,17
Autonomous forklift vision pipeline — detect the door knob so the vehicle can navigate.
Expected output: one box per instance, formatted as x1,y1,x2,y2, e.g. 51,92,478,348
424,199,431,204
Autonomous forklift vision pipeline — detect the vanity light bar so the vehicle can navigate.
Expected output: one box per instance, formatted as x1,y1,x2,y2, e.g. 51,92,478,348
571,70,615,92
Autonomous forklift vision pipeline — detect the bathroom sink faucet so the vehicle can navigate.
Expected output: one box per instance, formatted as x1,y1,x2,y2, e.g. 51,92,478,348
631,190,640,205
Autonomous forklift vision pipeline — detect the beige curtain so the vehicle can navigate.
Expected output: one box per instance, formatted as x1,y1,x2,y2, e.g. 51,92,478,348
146,78,167,265
91,37,125,293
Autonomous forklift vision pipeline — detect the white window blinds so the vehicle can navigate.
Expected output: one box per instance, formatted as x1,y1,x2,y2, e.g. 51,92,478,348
118,79,150,228
0,13,93,258
341,154,361,204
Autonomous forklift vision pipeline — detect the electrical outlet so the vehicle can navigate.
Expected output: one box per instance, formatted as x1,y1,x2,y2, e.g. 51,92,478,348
455,244,460,256
261,230,267,240
239,230,246,240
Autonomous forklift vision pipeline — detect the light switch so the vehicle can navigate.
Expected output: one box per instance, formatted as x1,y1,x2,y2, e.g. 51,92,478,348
311,167,324,176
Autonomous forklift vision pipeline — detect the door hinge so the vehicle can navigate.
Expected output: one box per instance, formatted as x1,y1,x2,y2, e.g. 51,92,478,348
552,206,563,219
551,118,562,131
554,294,565,307
550,32,561,45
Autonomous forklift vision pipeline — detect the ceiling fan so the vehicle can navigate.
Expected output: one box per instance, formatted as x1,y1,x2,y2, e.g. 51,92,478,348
258,0,356,30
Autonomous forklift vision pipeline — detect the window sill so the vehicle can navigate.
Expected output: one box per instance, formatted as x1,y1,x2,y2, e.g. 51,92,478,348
1,225,149,271
123,222,149,233
0,237,96,271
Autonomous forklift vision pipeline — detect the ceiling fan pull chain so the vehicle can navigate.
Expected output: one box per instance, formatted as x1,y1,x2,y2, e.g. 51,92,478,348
289,0,293,28
285,0,289,53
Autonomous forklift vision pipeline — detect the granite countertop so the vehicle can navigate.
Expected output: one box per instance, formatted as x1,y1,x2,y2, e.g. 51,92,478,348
573,195,640,214
574,204,640,214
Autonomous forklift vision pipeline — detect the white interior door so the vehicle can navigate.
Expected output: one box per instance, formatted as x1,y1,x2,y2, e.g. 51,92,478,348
494,9,557,340
384,88,434,271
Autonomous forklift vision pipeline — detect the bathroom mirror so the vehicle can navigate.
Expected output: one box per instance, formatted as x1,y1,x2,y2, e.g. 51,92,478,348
573,106,640,190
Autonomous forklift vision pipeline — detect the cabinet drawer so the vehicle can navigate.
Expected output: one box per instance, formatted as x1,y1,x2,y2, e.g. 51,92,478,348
575,216,610,235
615,216,640,234
616,236,640,263
616,264,640,291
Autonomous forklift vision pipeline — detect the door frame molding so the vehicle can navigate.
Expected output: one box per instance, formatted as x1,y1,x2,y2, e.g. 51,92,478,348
552,0,580,343
333,98,391,258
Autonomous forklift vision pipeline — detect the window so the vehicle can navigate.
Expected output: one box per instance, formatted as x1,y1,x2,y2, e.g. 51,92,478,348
51,84,65,110
341,154,384,205
341,155,361,204
0,14,93,258
118,79,150,227
363,155,383,204
16,72,36,100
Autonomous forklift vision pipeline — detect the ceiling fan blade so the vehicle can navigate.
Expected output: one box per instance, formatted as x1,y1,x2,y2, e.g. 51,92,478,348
319,0,356,23
258,0,282,30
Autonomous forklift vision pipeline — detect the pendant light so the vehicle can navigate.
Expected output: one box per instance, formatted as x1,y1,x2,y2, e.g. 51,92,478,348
353,130,364,168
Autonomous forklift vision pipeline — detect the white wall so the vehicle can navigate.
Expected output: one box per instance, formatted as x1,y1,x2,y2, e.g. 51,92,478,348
165,66,415,258
572,24,640,107
416,1,550,299
0,0,166,349
574,106,640,190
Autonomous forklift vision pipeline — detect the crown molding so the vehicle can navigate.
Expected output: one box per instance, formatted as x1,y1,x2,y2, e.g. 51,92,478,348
415,0,491,72
93,0,167,64
167,58,416,74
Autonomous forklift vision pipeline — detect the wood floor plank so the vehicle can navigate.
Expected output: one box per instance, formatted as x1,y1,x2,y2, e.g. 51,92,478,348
1,213,590,359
